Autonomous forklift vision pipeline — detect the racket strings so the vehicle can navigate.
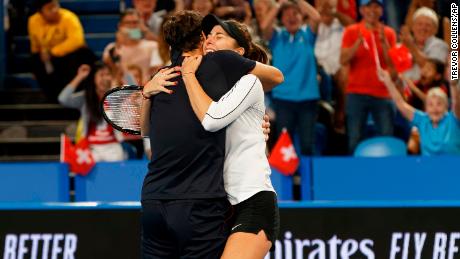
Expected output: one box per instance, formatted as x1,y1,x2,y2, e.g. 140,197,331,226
104,90,142,132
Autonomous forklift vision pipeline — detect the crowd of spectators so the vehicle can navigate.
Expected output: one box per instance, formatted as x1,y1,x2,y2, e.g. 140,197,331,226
14,0,459,159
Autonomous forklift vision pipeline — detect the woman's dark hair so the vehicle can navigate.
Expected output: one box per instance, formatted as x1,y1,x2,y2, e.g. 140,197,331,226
162,11,203,53
425,58,446,86
82,61,109,124
226,20,269,64
426,58,446,76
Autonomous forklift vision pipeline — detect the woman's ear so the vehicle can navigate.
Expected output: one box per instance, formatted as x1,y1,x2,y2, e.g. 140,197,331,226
235,47,245,56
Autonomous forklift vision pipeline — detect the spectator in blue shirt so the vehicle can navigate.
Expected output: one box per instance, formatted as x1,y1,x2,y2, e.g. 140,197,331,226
378,68,460,155
260,0,321,155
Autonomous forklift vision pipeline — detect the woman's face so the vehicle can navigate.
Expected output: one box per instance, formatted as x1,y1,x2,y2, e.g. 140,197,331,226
192,0,214,17
420,62,438,85
280,7,303,34
425,95,448,124
412,16,436,44
120,14,142,30
204,25,240,54
94,67,113,99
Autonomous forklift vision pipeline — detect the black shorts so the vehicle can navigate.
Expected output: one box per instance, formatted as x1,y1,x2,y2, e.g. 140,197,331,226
141,198,232,259
230,191,280,247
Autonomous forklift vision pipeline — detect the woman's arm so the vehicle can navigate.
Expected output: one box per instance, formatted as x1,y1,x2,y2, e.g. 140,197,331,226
400,25,429,68
58,64,90,108
181,56,263,132
249,62,284,92
260,0,285,41
378,68,415,121
402,76,426,102
297,0,321,34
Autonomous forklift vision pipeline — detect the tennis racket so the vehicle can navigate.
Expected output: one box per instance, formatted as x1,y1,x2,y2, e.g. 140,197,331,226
101,85,143,135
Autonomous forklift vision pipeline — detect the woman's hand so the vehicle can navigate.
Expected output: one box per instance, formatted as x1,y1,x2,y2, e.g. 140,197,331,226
400,25,415,48
143,67,181,98
182,55,203,77
68,64,91,89
76,64,91,80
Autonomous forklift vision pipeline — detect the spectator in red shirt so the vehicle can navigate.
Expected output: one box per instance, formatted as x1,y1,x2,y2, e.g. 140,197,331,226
340,0,397,153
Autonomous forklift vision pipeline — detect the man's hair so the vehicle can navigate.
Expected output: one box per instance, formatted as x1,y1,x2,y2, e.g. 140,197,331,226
163,11,203,53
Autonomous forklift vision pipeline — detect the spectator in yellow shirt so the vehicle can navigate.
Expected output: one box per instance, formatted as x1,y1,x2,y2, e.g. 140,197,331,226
28,0,96,102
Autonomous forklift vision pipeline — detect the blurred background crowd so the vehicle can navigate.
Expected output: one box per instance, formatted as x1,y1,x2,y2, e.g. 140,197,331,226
0,0,457,163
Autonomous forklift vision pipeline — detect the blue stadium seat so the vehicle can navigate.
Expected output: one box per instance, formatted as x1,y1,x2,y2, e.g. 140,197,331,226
74,160,148,202
11,34,113,73
13,34,115,57
0,162,69,202
60,0,120,14
80,15,119,34
299,156,312,200
10,54,31,74
312,156,460,200
354,136,407,157
13,36,29,55
86,33,115,54
270,169,293,200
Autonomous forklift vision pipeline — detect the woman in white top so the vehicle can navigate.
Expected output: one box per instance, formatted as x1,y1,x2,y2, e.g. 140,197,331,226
148,15,279,258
